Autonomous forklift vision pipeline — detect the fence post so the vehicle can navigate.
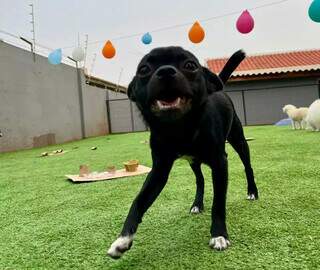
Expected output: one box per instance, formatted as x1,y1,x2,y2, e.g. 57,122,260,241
129,101,134,132
106,89,112,134
241,90,248,126
76,62,86,139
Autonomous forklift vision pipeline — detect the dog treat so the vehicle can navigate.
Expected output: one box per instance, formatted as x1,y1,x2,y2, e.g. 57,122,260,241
39,149,68,157
79,165,90,177
107,165,116,174
124,160,139,172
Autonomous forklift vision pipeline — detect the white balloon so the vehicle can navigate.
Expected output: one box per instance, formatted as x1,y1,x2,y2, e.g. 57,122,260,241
72,47,85,61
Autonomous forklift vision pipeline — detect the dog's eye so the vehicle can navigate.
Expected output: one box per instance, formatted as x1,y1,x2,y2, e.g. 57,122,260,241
183,61,198,71
138,65,151,76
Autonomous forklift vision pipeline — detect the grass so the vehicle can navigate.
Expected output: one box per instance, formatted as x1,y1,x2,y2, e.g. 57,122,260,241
0,126,319,270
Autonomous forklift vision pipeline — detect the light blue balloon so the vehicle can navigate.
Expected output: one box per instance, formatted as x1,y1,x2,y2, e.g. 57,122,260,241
48,49,62,65
142,32,152,45
309,0,320,23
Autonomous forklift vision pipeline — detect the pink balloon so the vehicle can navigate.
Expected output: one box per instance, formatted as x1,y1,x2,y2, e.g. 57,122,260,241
236,10,254,34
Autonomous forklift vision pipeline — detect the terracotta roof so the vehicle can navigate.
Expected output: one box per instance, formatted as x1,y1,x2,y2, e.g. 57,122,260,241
206,49,320,78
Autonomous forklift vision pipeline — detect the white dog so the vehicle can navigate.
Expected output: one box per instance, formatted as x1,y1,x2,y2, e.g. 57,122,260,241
306,99,320,131
282,104,308,130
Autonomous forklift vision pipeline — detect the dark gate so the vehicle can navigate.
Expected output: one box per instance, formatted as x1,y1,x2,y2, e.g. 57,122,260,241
106,90,147,133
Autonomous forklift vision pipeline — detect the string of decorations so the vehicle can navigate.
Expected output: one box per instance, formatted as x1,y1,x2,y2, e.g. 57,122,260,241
46,0,320,65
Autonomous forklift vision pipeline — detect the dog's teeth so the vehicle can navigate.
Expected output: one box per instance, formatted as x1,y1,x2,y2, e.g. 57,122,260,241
157,100,164,109
156,98,181,110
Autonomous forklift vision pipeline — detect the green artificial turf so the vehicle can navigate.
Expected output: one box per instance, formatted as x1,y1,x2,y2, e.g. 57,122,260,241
0,126,319,269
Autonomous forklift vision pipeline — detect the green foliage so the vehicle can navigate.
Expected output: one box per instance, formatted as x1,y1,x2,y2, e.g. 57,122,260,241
0,126,319,269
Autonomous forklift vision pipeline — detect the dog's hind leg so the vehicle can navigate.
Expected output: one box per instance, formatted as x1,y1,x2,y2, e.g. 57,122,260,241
209,151,230,250
227,115,258,200
189,161,204,214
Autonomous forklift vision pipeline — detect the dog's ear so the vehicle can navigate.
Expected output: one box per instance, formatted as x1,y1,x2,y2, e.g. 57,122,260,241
203,67,224,94
127,77,137,101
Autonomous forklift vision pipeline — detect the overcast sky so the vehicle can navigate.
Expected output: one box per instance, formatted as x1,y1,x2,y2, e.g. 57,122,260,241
1,0,319,86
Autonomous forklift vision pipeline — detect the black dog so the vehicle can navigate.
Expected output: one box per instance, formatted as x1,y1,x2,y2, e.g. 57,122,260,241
107,47,258,258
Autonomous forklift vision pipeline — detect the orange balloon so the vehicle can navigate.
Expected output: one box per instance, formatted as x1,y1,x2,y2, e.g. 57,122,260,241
102,40,116,59
188,21,205,43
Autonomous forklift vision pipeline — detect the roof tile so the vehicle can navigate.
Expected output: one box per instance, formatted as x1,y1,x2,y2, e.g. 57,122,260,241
206,49,320,77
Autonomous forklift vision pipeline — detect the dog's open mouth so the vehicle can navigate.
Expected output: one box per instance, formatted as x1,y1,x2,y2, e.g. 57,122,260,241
156,97,182,110
152,97,190,112
150,96,192,121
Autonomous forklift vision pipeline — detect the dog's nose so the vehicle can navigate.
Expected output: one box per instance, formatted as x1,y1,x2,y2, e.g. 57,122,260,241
156,65,177,79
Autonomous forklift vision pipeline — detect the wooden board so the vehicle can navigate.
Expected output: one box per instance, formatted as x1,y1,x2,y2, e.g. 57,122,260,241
66,165,151,183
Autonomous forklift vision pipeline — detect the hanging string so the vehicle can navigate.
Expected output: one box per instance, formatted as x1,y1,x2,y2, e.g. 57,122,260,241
0,28,75,63
1,0,294,54
60,0,294,49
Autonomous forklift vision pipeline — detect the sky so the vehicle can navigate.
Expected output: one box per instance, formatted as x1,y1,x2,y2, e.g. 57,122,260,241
1,0,319,86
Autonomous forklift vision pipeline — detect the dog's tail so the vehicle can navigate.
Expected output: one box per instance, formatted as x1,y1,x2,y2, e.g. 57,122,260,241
219,50,246,83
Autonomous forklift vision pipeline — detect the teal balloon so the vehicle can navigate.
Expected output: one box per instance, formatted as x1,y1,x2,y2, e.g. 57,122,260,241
48,49,62,65
142,32,152,44
309,0,320,23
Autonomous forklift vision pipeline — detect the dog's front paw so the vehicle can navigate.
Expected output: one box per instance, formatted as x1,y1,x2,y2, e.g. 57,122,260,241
247,193,257,200
209,236,230,251
107,235,134,259
190,206,201,214
247,189,258,200
190,203,204,214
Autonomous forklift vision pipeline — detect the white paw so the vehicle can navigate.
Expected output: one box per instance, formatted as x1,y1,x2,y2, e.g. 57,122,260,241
209,236,230,251
107,235,134,259
247,194,256,200
190,206,200,214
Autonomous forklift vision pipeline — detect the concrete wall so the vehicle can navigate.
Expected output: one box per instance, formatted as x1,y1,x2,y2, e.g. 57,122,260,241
0,41,108,153
225,77,320,125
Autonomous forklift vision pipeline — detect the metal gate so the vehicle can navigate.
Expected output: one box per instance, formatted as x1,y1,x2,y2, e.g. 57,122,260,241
106,90,147,133
226,79,320,125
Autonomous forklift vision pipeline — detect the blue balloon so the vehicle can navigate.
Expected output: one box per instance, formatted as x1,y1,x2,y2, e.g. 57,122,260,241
142,32,152,45
48,49,62,65
309,0,320,23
